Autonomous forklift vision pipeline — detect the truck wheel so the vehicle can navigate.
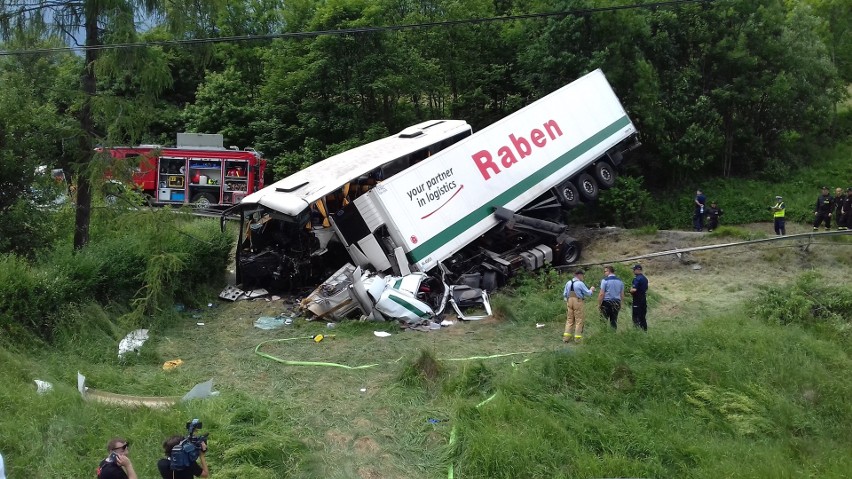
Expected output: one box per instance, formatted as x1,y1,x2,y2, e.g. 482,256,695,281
593,162,616,189
555,181,580,208
557,240,582,265
575,173,598,202
191,193,216,208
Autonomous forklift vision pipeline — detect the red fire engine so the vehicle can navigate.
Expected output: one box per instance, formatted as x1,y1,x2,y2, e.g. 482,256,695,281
107,133,267,207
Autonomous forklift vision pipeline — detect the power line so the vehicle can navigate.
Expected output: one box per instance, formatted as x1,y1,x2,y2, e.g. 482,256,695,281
0,0,714,56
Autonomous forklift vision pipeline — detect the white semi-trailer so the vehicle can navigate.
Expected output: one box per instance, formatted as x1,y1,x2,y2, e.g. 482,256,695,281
230,69,638,293
336,69,638,288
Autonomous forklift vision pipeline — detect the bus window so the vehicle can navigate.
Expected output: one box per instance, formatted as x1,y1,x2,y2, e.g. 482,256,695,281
409,148,431,166
380,157,410,178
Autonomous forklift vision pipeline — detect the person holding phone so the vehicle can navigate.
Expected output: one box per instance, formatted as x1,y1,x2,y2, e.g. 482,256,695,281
96,438,137,479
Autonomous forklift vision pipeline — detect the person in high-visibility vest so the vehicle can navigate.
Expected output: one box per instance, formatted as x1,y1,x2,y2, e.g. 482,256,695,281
770,195,786,236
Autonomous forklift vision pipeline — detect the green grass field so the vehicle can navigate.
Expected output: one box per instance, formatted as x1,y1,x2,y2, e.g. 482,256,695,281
1,132,850,479
2,257,850,478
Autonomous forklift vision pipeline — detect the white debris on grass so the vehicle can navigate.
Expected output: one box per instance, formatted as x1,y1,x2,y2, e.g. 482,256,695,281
118,329,149,359
34,379,53,394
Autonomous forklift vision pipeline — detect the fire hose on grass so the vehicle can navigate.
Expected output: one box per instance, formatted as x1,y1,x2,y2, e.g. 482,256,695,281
254,335,539,478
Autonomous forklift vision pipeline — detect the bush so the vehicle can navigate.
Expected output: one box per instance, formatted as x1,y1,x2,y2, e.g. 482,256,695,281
0,210,233,341
596,175,652,227
750,272,851,339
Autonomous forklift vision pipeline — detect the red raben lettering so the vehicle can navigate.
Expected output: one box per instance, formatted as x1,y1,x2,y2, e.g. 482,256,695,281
472,119,564,180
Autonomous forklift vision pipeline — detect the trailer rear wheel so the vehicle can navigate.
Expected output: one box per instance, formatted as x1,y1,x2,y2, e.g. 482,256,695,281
593,161,616,189
555,181,580,207
191,193,216,209
575,173,598,202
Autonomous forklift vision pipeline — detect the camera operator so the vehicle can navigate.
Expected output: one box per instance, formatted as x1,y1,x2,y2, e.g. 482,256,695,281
158,435,209,478
96,438,137,479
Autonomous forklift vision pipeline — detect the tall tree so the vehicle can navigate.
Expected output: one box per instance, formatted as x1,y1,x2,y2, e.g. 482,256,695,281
0,0,214,249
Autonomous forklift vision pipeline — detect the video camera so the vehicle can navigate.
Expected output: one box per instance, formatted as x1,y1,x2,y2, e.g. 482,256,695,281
169,419,209,471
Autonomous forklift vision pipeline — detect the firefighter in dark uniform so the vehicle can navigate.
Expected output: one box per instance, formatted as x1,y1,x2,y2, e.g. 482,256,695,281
813,186,834,231
835,187,845,230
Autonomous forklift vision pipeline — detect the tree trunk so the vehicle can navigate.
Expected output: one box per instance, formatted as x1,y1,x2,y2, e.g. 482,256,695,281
722,113,734,178
73,6,99,250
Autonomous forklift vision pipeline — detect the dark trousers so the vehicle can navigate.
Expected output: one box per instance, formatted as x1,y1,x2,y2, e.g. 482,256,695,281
813,213,831,229
774,218,786,235
600,300,621,329
708,217,719,231
632,301,647,331
693,212,704,231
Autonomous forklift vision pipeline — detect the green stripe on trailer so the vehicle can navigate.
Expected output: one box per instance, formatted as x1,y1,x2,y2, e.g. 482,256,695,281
409,115,631,262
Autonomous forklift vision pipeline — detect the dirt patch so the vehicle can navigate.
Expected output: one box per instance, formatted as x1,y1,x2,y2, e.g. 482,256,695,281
354,436,381,454
358,466,384,479
566,226,848,320
325,429,352,448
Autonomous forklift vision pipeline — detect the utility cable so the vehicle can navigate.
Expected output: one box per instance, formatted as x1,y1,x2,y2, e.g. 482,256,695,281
0,0,715,56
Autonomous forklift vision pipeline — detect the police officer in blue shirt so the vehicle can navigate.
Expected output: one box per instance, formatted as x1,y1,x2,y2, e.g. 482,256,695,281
597,265,625,330
630,264,649,331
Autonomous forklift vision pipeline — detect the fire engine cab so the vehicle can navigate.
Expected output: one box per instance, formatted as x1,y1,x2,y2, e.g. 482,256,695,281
107,133,267,207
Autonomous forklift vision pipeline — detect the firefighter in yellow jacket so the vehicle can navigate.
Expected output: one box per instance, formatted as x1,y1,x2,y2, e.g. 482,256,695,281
563,270,595,343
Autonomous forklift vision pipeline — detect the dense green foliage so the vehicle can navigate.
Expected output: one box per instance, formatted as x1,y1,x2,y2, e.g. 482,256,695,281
0,209,233,340
641,140,852,229
1,0,849,197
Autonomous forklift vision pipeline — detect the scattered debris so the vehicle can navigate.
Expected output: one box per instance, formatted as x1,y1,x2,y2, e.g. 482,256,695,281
373,331,392,338
271,295,281,301
301,264,360,320
312,334,325,343
219,285,245,301
360,388,367,393
78,372,217,408
440,320,455,327
326,322,336,329
163,359,183,371
196,322,205,326
692,264,703,270
536,323,546,329
245,288,269,299
254,316,287,330
118,329,149,359
34,379,53,394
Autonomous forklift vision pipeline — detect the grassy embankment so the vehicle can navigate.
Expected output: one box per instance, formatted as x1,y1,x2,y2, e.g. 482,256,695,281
0,138,850,478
